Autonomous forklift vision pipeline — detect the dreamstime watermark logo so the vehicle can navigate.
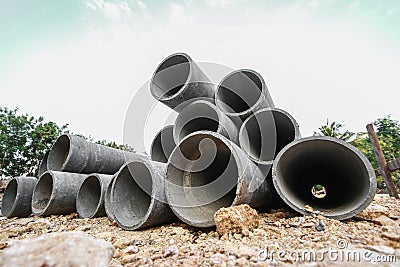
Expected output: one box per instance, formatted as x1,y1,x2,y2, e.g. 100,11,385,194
122,54,278,207
257,240,397,263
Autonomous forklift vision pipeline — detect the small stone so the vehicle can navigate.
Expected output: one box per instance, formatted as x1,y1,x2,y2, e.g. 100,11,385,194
374,215,398,227
315,220,326,231
381,230,400,241
164,245,179,257
304,205,314,213
390,215,399,220
113,238,131,249
210,253,228,264
0,242,7,249
356,204,390,220
233,233,242,240
301,222,314,228
0,232,114,266
365,245,395,255
120,254,136,264
214,204,259,236
123,245,139,254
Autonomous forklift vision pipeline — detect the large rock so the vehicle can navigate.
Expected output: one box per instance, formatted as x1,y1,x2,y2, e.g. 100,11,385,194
0,231,114,267
214,204,259,236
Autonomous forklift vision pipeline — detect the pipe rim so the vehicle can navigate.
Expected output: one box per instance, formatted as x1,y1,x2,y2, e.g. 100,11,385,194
104,175,116,221
113,159,156,230
215,69,267,116
166,131,250,227
1,178,19,217
76,174,103,218
31,171,55,216
173,100,222,143
272,136,377,220
238,108,300,164
150,52,193,101
150,125,175,163
47,134,73,171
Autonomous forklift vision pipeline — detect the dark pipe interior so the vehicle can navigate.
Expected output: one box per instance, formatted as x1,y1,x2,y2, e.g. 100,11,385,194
77,176,101,218
1,179,17,216
152,54,190,99
48,135,70,170
217,71,263,113
276,140,371,215
151,126,175,163
32,173,53,211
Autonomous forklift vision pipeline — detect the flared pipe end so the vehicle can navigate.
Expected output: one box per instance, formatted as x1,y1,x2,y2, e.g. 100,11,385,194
1,177,37,218
272,136,377,220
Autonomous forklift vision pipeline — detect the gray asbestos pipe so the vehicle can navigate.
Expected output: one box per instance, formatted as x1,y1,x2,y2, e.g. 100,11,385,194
104,175,116,222
31,171,87,216
47,134,138,174
112,158,177,230
76,174,113,218
239,108,300,164
173,100,238,144
215,69,275,125
38,151,49,177
1,177,37,218
150,53,215,112
150,125,176,163
272,136,377,220
166,131,275,227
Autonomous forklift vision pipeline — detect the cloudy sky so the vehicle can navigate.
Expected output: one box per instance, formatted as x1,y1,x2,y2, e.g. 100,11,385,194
1,0,399,152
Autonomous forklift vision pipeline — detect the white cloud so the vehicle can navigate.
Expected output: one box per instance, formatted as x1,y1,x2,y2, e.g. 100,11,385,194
137,0,152,19
309,0,319,8
205,0,234,8
87,0,133,21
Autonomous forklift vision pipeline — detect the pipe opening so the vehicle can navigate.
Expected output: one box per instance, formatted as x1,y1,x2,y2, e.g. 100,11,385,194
151,54,190,99
311,184,327,199
275,139,372,217
176,102,219,141
32,173,53,212
167,134,238,226
48,135,70,171
240,109,297,162
151,126,175,163
77,176,101,218
1,179,18,216
113,162,152,228
217,70,263,114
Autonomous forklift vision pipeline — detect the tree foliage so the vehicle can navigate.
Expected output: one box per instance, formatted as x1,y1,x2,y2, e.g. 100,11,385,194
0,107,135,178
314,119,355,142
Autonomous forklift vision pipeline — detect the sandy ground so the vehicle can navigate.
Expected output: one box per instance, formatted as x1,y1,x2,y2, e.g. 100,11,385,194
0,191,399,266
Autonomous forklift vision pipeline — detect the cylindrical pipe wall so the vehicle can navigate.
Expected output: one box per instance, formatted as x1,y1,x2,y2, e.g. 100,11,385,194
112,158,177,230
76,174,113,218
31,171,87,216
150,125,176,163
173,100,238,144
47,134,140,174
150,53,215,112
272,136,377,220
239,108,300,164
1,177,37,218
104,175,116,222
166,131,274,227
215,69,274,125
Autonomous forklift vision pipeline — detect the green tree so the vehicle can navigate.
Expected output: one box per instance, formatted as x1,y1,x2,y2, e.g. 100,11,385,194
0,107,68,178
314,119,355,141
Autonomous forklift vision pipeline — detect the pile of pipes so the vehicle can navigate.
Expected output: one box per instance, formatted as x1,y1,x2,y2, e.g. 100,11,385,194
1,53,377,230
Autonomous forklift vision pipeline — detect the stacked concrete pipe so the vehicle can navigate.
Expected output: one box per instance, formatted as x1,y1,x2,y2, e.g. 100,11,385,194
165,131,276,227
76,174,114,218
38,151,49,177
32,171,87,216
150,125,176,163
272,136,377,220
47,134,138,174
112,158,177,230
1,177,37,218
150,52,215,112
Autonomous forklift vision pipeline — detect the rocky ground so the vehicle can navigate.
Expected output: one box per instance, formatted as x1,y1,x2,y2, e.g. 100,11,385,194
0,191,399,266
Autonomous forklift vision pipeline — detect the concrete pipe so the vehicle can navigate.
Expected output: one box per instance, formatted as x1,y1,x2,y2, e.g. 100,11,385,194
76,174,113,218
173,100,238,144
272,136,377,220
112,158,177,230
31,171,87,216
104,175,116,222
215,69,274,125
239,108,300,164
166,131,273,227
47,134,138,174
150,125,176,163
1,177,37,218
38,151,49,177
150,53,215,112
